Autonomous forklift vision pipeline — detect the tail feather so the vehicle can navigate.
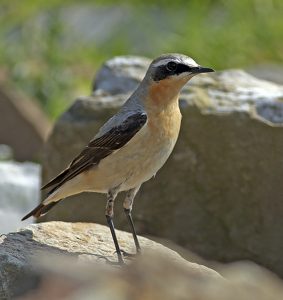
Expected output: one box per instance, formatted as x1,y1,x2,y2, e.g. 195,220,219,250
21,201,60,221
22,162,72,221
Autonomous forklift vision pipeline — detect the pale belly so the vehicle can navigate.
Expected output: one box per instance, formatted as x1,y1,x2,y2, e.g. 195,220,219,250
84,119,180,193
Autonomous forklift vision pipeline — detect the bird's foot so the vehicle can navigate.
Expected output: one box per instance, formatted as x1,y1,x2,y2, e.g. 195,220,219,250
106,260,126,266
120,249,141,259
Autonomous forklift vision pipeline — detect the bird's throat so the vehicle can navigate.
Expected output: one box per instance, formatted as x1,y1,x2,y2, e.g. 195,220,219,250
146,77,187,110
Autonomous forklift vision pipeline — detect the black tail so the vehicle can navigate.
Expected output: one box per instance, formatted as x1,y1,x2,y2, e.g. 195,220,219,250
21,201,60,221
22,169,68,221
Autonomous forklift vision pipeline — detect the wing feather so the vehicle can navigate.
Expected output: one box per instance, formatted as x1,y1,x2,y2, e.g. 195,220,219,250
41,112,147,194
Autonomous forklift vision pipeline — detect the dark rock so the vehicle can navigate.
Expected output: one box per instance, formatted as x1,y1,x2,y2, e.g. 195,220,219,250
0,85,51,161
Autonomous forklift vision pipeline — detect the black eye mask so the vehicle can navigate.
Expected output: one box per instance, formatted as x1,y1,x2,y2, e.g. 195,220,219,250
153,63,192,81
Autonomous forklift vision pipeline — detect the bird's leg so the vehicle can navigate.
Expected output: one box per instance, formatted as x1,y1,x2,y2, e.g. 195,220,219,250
123,186,141,255
105,189,124,264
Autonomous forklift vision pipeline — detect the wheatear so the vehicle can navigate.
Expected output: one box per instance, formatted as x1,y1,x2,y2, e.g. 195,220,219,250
23,53,214,263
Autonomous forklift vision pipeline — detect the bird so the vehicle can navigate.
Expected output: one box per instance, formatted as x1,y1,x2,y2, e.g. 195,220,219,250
22,53,214,264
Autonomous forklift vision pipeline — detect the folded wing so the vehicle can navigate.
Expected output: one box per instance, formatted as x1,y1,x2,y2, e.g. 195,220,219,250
42,112,147,195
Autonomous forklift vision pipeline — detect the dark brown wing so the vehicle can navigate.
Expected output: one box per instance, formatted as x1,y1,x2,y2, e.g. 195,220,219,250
41,112,147,195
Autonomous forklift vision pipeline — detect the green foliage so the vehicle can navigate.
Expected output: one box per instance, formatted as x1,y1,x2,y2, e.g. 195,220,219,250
0,0,282,120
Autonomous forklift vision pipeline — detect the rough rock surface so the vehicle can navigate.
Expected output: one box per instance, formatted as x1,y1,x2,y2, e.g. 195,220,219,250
0,221,220,298
41,56,283,276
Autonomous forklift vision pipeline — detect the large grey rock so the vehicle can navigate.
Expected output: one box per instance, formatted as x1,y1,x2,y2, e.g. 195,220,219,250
0,221,220,298
0,161,40,233
41,56,283,276
92,55,151,94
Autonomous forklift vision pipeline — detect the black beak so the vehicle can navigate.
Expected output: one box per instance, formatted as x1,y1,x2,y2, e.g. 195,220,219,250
191,66,215,74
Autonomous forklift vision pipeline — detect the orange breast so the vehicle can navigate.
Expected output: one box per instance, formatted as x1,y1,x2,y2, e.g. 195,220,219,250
147,76,188,107
146,102,182,144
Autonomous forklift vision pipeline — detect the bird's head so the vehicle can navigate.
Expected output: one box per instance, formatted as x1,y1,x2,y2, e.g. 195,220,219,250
148,53,214,84
141,53,214,109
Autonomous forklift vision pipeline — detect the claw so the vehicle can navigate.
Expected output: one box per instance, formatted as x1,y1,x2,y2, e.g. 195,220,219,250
119,249,139,259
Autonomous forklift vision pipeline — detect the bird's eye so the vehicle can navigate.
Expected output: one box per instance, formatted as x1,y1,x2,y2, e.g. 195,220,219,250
166,61,177,72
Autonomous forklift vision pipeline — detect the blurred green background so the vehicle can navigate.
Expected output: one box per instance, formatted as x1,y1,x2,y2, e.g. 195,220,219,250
0,0,282,120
